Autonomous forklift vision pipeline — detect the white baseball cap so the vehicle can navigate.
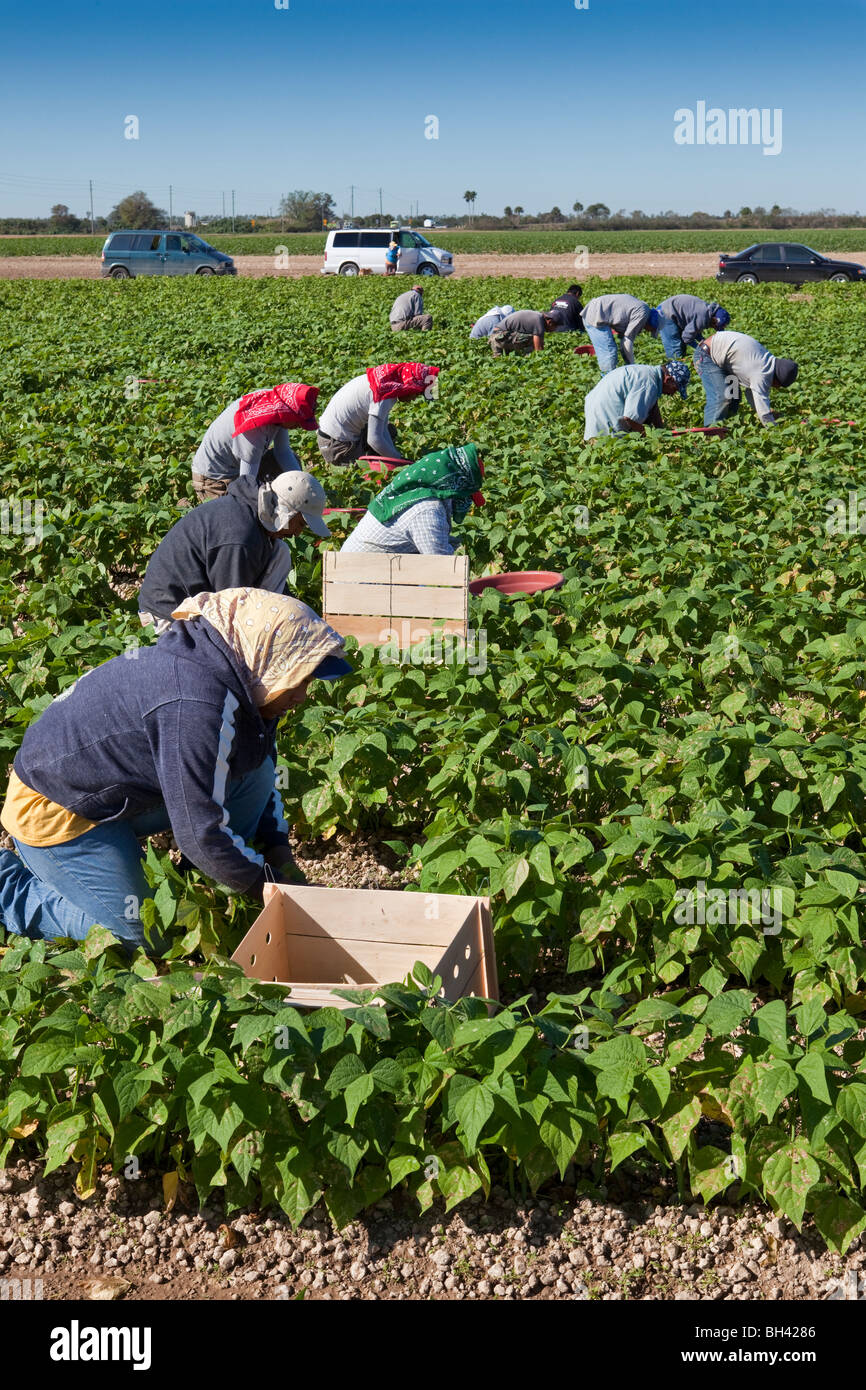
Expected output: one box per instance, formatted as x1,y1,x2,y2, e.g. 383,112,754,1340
260,471,331,538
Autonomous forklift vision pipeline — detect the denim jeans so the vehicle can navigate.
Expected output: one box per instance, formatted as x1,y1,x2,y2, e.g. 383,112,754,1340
0,759,277,953
693,345,742,426
658,315,684,359
584,323,619,374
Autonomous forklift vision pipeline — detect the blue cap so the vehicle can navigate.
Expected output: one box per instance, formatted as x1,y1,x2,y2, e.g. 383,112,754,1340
312,654,353,681
647,308,661,333
663,360,690,399
712,306,730,329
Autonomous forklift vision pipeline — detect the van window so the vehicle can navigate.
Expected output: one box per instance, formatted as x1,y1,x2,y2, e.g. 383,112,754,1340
397,232,416,248
127,234,159,251
359,232,391,248
110,234,134,251
333,232,359,247
165,235,182,252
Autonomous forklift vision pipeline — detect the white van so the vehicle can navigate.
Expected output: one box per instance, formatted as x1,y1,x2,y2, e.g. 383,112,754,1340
321,227,454,277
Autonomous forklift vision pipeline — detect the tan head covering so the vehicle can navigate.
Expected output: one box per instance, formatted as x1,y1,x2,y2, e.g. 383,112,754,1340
171,588,347,706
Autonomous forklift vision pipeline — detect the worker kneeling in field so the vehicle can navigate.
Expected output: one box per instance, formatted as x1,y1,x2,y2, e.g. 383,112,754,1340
0,590,352,954
390,284,433,331
693,331,798,427
580,294,660,373
583,361,690,440
138,472,332,635
191,382,320,501
469,304,515,339
340,444,485,555
655,295,729,359
489,308,560,356
316,362,439,467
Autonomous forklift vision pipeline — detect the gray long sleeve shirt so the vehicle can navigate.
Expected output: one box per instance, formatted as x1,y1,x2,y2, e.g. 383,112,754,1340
390,290,423,324
192,399,303,480
705,331,777,421
317,374,405,459
581,294,652,363
657,294,720,348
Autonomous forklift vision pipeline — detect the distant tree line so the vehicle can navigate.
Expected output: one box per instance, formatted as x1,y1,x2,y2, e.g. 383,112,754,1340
0,190,863,236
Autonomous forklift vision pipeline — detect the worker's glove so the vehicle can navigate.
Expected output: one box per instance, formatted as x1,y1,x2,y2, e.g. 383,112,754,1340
617,417,645,435
264,844,308,886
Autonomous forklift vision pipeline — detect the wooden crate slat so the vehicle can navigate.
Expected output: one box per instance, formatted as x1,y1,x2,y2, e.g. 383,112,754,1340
389,585,468,619
391,554,469,585
324,615,467,647
324,582,394,616
323,551,394,584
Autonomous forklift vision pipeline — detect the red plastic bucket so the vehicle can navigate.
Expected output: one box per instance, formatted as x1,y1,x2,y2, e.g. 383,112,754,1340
574,345,596,356
671,426,728,438
322,507,366,516
469,570,564,597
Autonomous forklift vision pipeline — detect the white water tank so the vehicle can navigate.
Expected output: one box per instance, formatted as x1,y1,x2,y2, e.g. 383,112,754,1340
184,211,196,228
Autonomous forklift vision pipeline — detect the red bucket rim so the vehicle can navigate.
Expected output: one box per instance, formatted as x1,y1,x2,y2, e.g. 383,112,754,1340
469,570,564,596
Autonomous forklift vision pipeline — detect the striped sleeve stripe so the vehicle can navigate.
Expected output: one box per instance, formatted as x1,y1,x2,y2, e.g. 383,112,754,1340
213,691,264,867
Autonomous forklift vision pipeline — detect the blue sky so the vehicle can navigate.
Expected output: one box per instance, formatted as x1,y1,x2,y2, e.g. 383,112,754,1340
0,0,863,220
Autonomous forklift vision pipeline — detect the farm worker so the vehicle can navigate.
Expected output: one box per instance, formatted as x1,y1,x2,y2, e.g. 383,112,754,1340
191,383,320,502
0,590,352,953
583,361,690,441
549,284,584,332
655,295,730,358
137,472,332,635
580,295,660,373
340,444,484,556
385,239,400,275
489,309,560,357
316,362,440,467
469,304,515,339
693,331,799,427
390,285,433,331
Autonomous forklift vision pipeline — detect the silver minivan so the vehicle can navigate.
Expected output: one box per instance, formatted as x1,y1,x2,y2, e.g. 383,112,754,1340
100,230,237,278
321,227,454,277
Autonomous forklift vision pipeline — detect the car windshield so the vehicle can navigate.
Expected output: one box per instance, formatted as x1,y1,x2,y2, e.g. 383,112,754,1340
186,236,212,252
412,233,432,247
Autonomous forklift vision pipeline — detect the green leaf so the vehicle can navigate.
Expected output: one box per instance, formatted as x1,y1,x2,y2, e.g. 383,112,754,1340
808,1189,866,1255
344,1074,375,1126
701,989,753,1038
762,1141,821,1228
837,1083,866,1138
660,1094,702,1161
454,1082,495,1151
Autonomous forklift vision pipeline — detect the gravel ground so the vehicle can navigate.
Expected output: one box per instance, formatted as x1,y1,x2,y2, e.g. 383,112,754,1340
2,251,851,282
0,1158,856,1303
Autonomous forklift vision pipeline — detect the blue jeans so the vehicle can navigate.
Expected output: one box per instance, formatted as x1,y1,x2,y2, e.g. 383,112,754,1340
0,759,276,953
584,323,619,374
693,345,743,426
658,315,683,359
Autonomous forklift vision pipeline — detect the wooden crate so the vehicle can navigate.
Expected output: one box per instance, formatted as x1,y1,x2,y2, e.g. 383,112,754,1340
230,883,498,1011
323,550,469,648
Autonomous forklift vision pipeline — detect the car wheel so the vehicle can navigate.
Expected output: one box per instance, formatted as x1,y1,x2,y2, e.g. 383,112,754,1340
736,273,759,284
196,266,215,276
109,266,130,279
339,263,359,276
418,263,439,277
829,273,850,283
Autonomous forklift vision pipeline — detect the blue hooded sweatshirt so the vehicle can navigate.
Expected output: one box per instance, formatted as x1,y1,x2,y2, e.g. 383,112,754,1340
11,619,288,894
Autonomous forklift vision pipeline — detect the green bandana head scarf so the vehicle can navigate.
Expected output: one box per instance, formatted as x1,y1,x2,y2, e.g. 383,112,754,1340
368,444,482,526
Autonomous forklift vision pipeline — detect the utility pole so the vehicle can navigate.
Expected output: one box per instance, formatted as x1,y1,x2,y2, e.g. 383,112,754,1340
169,185,173,229
378,187,383,225
89,179,94,234
350,184,354,219
222,191,226,222
231,189,236,232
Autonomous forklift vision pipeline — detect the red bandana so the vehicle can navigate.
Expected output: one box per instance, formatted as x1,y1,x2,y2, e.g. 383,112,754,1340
232,383,319,437
366,363,439,403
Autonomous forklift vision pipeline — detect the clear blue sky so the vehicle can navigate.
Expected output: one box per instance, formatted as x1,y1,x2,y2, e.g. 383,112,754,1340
0,0,863,220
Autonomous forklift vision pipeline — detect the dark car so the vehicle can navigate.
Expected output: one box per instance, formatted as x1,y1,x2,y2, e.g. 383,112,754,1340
716,242,866,285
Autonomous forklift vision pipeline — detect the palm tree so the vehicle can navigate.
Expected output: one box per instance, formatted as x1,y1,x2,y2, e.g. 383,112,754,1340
504,205,513,219
514,205,524,225
572,201,584,215
463,190,477,224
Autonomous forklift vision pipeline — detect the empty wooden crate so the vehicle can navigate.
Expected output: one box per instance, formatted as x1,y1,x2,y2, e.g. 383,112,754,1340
323,551,469,648
230,883,498,1010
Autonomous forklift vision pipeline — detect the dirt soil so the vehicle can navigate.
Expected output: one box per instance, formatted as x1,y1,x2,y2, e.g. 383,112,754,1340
0,1156,857,1303
0,251,840,282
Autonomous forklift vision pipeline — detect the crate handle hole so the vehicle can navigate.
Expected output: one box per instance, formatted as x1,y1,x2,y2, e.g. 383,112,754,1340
464,945,471,960
265,932,272,944
250,954,256,966
452,965,460,979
